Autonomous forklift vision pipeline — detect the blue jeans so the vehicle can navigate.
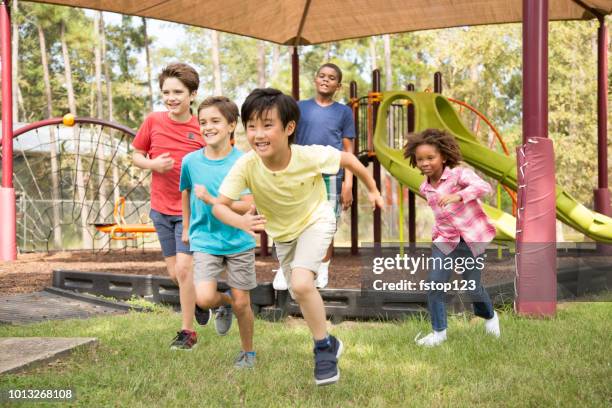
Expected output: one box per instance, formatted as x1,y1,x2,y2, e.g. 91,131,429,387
427,239,494,331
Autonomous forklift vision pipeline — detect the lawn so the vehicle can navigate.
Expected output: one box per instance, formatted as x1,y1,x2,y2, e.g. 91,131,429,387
1,300,610,407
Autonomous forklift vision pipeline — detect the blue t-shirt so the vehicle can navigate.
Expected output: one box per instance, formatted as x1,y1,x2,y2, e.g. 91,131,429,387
179,147,255,255
295,99,356,151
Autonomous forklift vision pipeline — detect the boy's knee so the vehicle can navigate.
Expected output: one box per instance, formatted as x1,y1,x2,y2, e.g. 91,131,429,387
175,265,192,283
232,296,251,314
196,291,217,309
291,280,314,299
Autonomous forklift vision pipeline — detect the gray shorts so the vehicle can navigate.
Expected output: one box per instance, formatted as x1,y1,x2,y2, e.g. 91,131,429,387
274,206,336,297
193,250,256,290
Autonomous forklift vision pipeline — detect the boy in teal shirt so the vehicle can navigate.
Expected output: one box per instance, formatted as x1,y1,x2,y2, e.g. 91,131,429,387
179,96,257,367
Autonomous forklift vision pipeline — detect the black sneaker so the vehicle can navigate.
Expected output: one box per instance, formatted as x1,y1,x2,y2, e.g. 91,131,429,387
169,330,197,351
194,305,211,326
313,335,344,386
215,290,233,336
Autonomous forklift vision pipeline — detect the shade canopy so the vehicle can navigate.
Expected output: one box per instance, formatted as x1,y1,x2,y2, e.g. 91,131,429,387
27,0,612,45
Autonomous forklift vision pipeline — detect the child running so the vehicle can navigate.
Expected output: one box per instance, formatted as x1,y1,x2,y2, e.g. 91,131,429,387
132,63,209,350
273,62,356,289
179,96,257,367
213,88,383,386
404,128,501,347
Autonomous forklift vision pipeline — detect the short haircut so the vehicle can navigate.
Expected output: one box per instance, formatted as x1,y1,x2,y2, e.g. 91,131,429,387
197,96,239,138
317,63,343,83
240,88,300,144
403,128,462,168
158,63,200,93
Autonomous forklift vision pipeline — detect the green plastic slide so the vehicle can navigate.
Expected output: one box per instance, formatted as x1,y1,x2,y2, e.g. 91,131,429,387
373,91,612,243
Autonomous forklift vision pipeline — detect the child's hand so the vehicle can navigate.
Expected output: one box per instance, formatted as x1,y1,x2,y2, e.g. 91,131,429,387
240,205,266,237
181,228,189,244
438,194,462,207
194,184,214,205
151,152,174,174
368,190,384,211
341,183,353,210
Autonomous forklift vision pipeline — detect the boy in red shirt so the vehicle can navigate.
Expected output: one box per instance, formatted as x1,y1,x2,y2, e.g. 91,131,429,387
132,63,207,350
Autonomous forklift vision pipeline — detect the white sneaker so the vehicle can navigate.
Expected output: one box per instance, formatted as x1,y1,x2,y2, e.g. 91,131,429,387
315,261,330,289
485,311,501,338
415,330,447,347
272,267,288,291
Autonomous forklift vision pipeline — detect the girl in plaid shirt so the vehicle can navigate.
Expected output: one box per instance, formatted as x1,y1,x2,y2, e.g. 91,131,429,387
404,129,501,347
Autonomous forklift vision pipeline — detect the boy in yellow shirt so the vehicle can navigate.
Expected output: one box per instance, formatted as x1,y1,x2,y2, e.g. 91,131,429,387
213,88,383,386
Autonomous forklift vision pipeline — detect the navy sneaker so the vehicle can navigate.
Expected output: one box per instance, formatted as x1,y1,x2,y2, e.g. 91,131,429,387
313,335,344,386
215,290,233,336
170,330,197,351
194,305,211,326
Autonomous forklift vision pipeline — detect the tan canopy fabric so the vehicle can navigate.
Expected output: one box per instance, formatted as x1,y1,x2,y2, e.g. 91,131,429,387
28,0,612,45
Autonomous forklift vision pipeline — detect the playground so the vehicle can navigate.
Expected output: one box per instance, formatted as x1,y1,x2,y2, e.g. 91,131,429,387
0,0,611,405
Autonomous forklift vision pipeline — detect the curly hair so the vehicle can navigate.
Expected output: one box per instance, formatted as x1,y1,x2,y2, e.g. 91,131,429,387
403,128,462,168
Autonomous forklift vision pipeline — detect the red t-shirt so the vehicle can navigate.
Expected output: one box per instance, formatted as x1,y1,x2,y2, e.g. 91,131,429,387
132,112,204,215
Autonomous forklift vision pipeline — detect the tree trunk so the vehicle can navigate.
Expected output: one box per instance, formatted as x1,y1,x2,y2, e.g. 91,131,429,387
383,34,392,90
271,44,280,80
94,12,110,244
37,23,62,249
369,37,378,71
102,16,120,206
11,0,21,122
257,41,266,88
142,17,154,112
210,30,222,95
61,21,92,249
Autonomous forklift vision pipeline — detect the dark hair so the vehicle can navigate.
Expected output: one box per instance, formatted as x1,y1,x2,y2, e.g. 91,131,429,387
403,128,462,168
316,63,343,83
197,96,239,138
158,63,200,93
241,88,300,144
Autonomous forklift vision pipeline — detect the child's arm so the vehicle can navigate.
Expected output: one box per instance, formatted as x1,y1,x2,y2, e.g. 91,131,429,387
340,152,384,210
194,184,253,214
181,190,190,244
132,149,174,174
212,195,266,237
341,138,354,210
438,167,492,206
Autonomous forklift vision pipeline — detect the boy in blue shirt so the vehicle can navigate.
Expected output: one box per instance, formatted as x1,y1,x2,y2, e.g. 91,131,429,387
273,63,356,289
179,96,257,367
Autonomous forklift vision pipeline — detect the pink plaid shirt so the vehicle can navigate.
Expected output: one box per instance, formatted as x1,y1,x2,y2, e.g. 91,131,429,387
420,166,496,256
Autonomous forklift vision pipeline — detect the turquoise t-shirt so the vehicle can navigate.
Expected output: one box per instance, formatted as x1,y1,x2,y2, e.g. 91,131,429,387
179,147,255,255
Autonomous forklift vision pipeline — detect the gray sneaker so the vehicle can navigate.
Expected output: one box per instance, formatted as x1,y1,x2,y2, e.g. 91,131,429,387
234,351,256,369
215,291,233,336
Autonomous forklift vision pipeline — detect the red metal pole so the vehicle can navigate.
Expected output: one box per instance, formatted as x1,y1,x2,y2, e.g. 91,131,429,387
350,80,359,255
516,0,556,316
594,17,610,217
372,69,382,245
291,46,299,100
0,0,16,261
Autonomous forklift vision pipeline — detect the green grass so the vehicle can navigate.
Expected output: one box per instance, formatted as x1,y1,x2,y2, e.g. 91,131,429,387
1,301,610,407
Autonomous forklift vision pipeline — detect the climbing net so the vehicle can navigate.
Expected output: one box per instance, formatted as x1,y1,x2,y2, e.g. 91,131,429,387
1,117,154,252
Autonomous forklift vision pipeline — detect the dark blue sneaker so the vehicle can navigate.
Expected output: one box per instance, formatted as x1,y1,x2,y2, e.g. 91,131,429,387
214,290,233,336
194,305,211,326
313,335,344,386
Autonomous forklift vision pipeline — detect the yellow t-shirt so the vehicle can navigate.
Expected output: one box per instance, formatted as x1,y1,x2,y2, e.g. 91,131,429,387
219,144,341,242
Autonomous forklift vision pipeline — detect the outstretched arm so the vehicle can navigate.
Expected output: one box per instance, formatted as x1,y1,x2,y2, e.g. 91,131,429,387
194,184,253,214
340,152,384,210
212,194,266,236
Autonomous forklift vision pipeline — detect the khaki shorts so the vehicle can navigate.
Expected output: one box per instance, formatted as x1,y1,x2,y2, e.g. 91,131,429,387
274,207,336,297
193,250,256,291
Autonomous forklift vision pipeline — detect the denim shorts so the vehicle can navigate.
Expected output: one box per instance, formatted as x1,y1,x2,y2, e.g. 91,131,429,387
149,209,192,257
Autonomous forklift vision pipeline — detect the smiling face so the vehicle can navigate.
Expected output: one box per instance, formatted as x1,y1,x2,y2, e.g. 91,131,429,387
314,66,341,98
198,106,235,150
161,77,196,121
246,107,294,160
415,143,445,181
